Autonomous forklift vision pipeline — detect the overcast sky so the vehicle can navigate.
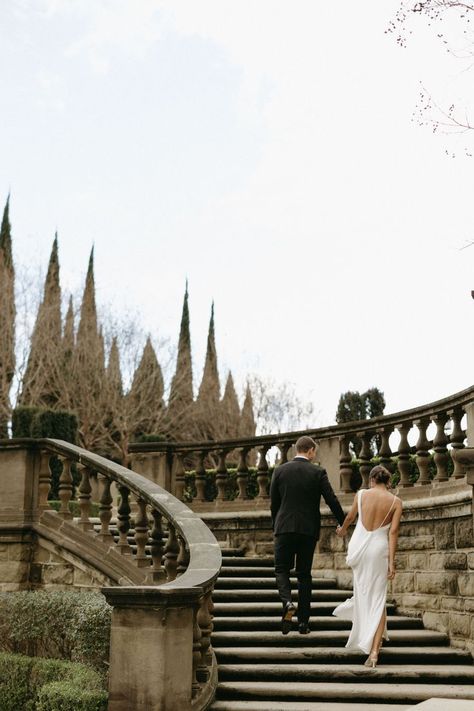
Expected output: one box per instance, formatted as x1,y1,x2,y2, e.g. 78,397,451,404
0,0,473,427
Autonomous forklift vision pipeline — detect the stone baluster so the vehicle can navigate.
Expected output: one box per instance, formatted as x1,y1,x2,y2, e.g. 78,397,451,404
449,407,466,479
192,606,202,698
414,418,431,485
58,457,73,518
116,485,132,556
357,431,373,489
256,446,271,501
396,422,413,488
196,590,213,682
432,412,449,483
134,498,150,568
150,509,165,581
174,454,186,501
194,451,207,503
339,435,353,493
215,450,229,502
38,451,52,510
278,442,291,464
164,521,179,581
177,535,190,577
377,426,394,472
96,474,114,543
236,448,250,501
77,465,93,531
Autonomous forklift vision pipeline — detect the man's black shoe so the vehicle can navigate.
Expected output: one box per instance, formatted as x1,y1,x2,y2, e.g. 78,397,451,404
298,622,310,634
281,602,296,635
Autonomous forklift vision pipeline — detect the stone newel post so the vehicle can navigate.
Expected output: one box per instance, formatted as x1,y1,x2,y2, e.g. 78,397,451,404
102,586,202,711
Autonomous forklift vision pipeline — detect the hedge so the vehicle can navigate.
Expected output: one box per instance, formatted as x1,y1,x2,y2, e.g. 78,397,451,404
0,591,111,672
0,652,107,711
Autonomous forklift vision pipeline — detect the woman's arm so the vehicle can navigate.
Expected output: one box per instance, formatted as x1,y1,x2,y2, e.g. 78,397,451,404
336,494,358,536
388,499,403,579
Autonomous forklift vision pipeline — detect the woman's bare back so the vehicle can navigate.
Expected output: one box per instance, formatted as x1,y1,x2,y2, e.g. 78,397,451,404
359,489,398,531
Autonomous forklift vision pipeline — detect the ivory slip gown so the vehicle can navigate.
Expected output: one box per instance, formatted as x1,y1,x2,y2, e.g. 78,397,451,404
333,489,396,654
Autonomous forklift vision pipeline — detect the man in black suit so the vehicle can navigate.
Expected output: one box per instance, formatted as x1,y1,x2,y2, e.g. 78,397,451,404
270,435,345,634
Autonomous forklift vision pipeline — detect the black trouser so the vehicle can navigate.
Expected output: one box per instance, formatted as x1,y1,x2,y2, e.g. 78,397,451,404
274,532,317,624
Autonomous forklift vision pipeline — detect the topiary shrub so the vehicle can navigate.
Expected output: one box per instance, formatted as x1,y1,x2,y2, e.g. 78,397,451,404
0,591,111,672
0,652,107,711
11,407,40,438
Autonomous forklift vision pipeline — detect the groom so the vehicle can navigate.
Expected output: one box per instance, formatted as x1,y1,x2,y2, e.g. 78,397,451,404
270,436,345,634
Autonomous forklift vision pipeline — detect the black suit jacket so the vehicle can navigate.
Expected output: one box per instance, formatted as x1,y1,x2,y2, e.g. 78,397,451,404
270,456,345,540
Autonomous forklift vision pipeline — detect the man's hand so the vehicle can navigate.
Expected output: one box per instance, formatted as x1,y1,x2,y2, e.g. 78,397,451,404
336,525,345,537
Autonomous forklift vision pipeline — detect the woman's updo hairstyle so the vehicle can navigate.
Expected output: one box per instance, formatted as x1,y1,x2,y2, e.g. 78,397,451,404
369,465,391,487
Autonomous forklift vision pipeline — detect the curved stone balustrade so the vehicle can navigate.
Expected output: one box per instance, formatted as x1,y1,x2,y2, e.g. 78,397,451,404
129,385,474,507
0,437,221,711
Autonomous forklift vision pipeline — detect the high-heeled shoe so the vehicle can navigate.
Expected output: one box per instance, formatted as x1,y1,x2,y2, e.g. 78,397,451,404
364,652,378,668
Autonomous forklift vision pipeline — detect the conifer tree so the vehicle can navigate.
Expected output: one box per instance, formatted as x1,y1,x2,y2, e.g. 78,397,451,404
167,283,194,437
239,383,257,438
196,303,221,439
0,196,15,436
221,371,240,439
20,235,62,407
128,337,165,438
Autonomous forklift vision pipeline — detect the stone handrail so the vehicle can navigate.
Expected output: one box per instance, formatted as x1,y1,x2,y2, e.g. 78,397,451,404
129,385,474,504
0,437,222,710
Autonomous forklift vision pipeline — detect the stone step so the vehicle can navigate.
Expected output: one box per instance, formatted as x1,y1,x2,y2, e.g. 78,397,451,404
214,577,337,589
212,629,449,648
215,681,474,704
212,615,418,632
219,567,279,577
210,702,409,711
212,589,353,603
217,663,474,684
221,557,274,567
220,548,246,557
214,646,473,666
213,602,396,617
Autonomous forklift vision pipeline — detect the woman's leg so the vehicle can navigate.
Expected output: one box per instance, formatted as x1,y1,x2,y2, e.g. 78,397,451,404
370,608,386,656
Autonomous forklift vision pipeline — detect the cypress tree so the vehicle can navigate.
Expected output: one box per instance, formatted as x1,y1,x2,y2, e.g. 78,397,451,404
239,383,256,438
167,282,194,435
128,337,165,438
196,303,221,439
0,196,15,436
20,235,62,407
107,337,123,400
221,371,240,439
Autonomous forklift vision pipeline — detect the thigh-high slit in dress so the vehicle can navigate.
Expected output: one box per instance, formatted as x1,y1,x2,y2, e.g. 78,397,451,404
333,489,395,654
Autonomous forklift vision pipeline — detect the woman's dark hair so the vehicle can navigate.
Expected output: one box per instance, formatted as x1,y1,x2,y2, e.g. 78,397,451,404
369,464,391,486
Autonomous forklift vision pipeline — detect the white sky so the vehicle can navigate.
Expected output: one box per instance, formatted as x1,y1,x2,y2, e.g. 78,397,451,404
0,0,473,426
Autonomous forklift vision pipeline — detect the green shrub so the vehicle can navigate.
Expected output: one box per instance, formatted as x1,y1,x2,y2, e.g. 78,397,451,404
12,407,41,438
48,501,100,518
136,433,167,443
0,591,111,672
0,652,106,711
184,466,274,501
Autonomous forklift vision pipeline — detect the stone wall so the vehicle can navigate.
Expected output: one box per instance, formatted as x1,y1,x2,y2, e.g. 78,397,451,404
201,480,474,654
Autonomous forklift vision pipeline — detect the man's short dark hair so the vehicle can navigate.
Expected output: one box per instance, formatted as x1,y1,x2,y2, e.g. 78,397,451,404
295,436,317,453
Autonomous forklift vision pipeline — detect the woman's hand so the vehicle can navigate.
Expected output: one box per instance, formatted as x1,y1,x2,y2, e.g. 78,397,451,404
388,563,396,580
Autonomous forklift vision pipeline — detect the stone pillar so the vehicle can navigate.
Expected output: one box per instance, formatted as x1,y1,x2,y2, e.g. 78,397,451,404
0,445,37,590
130,453,172,492
466,402,474,448
103,586,201,711
316,437,340,491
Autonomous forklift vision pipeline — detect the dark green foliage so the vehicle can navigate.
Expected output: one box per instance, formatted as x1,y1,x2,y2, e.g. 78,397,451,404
0,591,111,672
48,500,100,517
12,407,40,437
0,652,106,711
30,410,78,443
349,453,454,491
336,387,386,456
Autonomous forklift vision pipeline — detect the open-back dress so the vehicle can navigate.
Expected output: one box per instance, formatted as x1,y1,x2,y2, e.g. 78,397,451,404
332,489,396,654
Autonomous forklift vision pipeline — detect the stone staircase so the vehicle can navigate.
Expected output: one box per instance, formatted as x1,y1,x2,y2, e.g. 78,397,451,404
209,549,474,711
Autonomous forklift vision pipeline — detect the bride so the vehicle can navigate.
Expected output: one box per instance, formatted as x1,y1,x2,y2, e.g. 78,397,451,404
333,465,403,667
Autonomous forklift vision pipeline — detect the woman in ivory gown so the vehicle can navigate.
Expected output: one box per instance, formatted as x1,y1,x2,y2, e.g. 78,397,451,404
333,465,403,667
